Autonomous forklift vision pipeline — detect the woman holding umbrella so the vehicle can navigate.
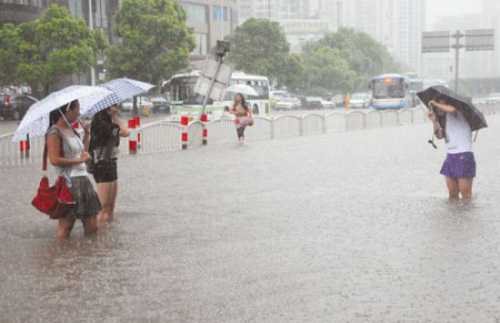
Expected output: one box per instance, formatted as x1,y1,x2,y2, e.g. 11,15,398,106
230,93,253,144
89,104,130,225
428,98,476,201
47,100,101,239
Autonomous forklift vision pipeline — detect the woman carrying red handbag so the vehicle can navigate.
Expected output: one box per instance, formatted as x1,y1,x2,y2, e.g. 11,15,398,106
46,100,101,240
230,93,253,144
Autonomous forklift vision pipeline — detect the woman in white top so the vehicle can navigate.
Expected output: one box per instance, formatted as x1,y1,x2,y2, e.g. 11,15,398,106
428,98,476,201
47,100,101,240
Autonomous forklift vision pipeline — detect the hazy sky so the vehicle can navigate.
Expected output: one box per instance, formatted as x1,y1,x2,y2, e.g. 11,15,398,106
426,0,482,28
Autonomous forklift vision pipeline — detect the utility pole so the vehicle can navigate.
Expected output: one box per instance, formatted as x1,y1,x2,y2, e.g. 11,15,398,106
451,30,465,92
422,29,494,93
88,0,96,86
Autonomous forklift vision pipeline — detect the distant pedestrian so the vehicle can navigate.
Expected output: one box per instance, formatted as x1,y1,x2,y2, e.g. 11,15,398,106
428,99,476,201
230,93,253,144
46,100,101,240
344,93,351,111
89,104,130,225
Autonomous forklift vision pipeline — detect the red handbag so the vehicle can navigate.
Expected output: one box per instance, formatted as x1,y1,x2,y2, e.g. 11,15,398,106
32,137,75,219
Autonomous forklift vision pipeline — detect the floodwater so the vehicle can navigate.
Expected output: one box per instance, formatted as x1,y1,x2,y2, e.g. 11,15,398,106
1,117,500,322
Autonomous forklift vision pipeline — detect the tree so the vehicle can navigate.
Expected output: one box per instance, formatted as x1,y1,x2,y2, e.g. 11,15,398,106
300,28,400,94
302,47,357,95
310,28,400,84
0,24,22,87
16,4,102,96
226,18,290,83
106,0,195,88
280,54,306,93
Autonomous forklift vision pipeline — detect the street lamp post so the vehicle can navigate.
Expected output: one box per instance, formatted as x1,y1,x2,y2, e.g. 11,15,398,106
200,41,231,116
88,0,96,86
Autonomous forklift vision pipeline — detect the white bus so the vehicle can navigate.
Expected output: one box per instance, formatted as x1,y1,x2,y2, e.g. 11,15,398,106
217,71,271,115
163,70,271,120
369,74,409,110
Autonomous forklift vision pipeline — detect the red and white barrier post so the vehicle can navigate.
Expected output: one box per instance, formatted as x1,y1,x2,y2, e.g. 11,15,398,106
19,134,30,159
128,118,138,154
201,113,208,145
180,115,189,150
135,116,141,149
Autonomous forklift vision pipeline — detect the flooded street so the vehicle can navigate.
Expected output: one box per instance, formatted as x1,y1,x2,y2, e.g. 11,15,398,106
1,117,500,322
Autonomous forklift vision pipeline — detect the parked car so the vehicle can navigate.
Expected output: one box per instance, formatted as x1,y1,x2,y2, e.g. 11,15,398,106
121,96,154,115
350,92,371,109
275,96,301,110
12,95,37,120
0,94,37,120
321,98,335,109
0,94,12,120
150,96,170,113
301,97,324,110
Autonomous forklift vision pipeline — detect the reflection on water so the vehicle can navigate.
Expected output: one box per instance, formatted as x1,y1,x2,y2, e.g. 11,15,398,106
1,119,500,322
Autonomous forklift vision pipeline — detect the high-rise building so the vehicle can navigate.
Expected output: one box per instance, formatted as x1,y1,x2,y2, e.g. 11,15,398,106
239,0,425,70
179,0,238,67
0,0,45,24
340,0,425,74
238,0,337,52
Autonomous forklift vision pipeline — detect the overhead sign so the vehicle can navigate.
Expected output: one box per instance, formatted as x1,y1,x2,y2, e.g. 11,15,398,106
194,76,230,101
465,29,495,51
203,60,232,85
422,31,451,53
194,59,233,101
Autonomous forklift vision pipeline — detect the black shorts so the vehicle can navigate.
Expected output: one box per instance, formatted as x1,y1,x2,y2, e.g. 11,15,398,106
93,159,118,183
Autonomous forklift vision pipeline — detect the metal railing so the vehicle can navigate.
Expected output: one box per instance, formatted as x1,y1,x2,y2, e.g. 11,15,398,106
1,104,498,167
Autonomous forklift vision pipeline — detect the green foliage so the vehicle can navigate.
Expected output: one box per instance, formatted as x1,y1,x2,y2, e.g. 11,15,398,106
15,4,101,95
279,53,306,93
106,0,195,87
302,47,357,94
226,18,290,83
306,28,400,92
0,24,22,87
226,20,400,95
281,28,400,95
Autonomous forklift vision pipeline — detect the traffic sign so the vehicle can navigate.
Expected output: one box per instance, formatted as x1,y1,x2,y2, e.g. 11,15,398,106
422,31,451,53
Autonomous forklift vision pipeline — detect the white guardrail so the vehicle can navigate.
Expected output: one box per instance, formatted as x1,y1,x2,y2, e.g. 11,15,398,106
1,104,499,167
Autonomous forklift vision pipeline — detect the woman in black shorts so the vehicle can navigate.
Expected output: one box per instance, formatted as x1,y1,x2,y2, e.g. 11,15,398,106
89,104,129,225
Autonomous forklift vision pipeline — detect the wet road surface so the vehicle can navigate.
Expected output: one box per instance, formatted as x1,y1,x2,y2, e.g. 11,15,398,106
1,117,500,322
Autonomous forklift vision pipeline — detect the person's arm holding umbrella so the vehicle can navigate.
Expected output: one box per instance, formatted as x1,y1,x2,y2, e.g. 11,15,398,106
110,105,130,138
429,100,456,113
428,109,445,140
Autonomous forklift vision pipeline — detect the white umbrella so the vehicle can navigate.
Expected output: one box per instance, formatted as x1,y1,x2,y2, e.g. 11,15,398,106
12,85,114,142
80,78,155,117
225,84,259,97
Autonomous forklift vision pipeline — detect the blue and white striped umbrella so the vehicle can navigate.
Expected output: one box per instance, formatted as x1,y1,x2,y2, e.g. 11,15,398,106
13,85,114,142
80,78,155,117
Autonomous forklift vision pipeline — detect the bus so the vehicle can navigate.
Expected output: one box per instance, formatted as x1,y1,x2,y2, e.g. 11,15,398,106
217,71,271,115
369,74,409,110
163,70,271,120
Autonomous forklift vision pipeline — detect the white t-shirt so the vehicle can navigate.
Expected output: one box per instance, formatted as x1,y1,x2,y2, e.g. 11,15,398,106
445,111,472,154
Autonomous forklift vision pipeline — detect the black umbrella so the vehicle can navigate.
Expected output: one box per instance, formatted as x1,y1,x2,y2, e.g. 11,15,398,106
417,86,488,131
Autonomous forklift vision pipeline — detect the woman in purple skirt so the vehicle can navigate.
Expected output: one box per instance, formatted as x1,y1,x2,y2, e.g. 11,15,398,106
428,99,475,201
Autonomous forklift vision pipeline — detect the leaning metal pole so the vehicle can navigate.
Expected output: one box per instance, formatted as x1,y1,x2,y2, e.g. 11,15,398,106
201,56,223,116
